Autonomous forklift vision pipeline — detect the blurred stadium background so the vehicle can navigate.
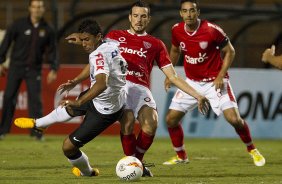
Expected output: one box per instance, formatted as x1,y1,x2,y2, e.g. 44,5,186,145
0,0,281,138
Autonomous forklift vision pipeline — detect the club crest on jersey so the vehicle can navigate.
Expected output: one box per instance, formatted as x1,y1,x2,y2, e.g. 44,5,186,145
143,41,152,49
199,41,208,50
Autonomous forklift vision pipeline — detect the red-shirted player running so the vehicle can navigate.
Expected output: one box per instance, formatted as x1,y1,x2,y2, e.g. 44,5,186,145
162,0,265,167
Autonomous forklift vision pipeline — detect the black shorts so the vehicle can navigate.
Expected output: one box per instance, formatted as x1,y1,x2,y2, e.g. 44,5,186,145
69,96,124,148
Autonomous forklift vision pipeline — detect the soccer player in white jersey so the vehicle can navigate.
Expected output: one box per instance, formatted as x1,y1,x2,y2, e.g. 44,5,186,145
162,0,265,167
14,19,128,177
104,0,209,176
65,1,208,177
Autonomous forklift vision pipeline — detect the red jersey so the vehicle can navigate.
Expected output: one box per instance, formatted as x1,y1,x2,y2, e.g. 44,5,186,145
171,19,229,81
105,30,171,88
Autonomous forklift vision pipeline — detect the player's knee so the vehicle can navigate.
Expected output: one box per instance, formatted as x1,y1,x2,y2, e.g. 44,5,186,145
141,119,158,135
165,114,179,128
226,115,243,127
62,137,77,157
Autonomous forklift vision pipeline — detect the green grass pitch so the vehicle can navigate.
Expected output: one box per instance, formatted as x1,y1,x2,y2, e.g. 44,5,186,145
0,135,281,184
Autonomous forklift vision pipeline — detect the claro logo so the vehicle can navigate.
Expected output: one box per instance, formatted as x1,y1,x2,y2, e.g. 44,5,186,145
185,53,208,64
119,47,147,58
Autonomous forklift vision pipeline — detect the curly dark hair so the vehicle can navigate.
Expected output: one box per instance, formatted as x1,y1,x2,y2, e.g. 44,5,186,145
78,19,102,36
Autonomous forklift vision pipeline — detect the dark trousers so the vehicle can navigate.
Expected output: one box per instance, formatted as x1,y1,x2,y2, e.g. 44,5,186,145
0,66,42,135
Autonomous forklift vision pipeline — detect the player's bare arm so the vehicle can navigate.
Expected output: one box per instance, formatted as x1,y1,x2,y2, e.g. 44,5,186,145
262,45,282,70
60,73,107,107
65,33,82,45
164,44,181,91
57,64,90,95
213,41,235,91
162,65,209,114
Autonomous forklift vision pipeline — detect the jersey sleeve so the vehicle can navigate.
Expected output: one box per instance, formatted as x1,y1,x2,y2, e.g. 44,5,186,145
89,52,110,77
208,22,228,47
105,30,117,41
155,40,172,69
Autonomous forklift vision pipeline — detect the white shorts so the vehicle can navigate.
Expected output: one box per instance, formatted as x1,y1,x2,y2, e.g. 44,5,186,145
125,81,157,118
169,78,238,116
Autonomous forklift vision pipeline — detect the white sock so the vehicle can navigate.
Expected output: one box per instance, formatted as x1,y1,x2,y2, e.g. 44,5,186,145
68,151,93,176
35,106,72,128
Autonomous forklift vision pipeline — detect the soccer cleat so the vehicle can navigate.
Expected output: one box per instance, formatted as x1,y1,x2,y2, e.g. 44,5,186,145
249,149,265,167
142,166,153,177
14,118,36,129
72,167,99,177
141,162,154,177
14,118,45,132
163,156,189,165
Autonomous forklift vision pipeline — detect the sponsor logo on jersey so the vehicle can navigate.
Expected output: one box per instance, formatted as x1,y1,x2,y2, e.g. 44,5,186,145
118,37,127,43
199,41,208,49
95,53,104,71
119,47,147,58
143,41,152,49
185,53,208,64
180,42,187,51
127,70,144,78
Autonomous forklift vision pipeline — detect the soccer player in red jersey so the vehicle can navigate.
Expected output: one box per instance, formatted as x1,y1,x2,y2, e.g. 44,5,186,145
162,0,265,167
105,1,209,176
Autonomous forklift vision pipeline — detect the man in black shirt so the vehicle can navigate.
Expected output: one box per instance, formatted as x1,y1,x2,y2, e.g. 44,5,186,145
0,0,58,140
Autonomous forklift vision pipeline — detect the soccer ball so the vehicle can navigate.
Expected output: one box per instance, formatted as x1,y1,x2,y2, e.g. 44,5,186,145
116,156,143,181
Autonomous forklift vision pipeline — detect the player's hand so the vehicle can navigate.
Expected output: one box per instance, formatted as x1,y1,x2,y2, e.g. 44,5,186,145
57,79,77,96
197,96,209,115
262,45,275,63
164,77,171,92
60,99,81,108
65,33,82,45
0,64,7,77
47,70,57,84
213,77,224,92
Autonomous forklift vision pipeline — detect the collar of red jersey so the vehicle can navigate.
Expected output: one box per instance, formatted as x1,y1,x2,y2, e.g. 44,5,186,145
184,19,201,36
127,30,148,36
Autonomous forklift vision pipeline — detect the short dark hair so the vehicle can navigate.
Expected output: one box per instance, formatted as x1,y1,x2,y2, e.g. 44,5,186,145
130,0,151,16
180,0,200,10
78,19,102,36
29,0,45,6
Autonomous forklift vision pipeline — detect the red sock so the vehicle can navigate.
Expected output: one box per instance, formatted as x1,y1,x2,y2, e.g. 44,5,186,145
120,132,136,156
235,121,255,152
135,130,154,162
168,124,187,160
